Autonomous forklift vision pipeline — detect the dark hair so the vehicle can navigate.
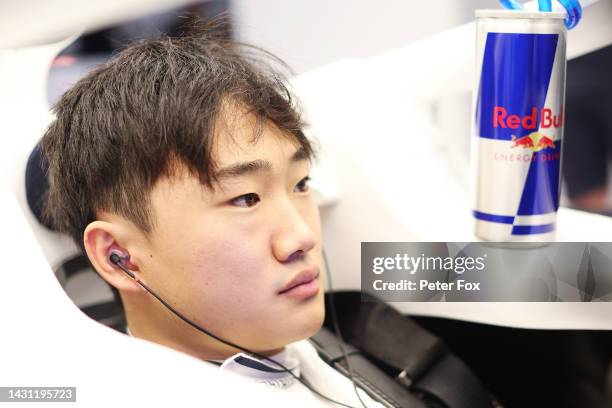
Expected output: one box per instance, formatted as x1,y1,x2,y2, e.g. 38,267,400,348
41,17,313,249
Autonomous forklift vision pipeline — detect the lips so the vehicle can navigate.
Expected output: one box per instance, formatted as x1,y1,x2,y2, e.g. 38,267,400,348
278,267,320,299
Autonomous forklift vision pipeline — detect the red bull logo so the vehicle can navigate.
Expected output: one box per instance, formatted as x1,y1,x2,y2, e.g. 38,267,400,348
511,132,556,152
493,131,560,162
493,107,563,130
511,134,534,149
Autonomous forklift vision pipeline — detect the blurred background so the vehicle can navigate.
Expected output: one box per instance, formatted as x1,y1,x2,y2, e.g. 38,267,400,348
41,0,612,217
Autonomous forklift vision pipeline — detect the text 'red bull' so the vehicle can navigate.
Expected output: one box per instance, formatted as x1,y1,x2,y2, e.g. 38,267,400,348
492,107,563,129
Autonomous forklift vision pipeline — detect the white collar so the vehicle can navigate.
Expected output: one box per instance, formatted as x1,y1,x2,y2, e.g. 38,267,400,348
216,347,301,389
125,326,300,388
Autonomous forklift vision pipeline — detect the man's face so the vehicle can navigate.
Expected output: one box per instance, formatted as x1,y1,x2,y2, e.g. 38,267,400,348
127,113,325,357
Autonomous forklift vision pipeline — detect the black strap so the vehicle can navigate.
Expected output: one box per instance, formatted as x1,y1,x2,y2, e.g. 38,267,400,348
324,292,497,408
311,327,428,408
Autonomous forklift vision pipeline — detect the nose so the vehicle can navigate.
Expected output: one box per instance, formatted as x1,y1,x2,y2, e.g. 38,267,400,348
271,199,318,263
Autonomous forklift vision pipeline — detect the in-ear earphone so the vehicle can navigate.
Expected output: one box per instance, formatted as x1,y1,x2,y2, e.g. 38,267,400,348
109,251,138,281
109,250,129,265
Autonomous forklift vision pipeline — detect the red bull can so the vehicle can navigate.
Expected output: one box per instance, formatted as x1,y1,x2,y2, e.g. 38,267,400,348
471,10,567,242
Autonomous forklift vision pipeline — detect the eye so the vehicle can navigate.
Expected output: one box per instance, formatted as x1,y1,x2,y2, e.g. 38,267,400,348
294,176,311,193
231,193,260,208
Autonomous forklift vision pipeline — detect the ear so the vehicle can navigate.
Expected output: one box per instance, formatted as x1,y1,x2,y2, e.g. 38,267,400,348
83,220,145,294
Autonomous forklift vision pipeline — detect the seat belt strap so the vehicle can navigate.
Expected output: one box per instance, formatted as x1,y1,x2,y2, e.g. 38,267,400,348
311,327,428,408
326,292,497,408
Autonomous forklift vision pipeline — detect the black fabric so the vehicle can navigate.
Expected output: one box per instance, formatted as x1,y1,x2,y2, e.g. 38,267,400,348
323,292,496,408
311,327,428,408
414,316,612,408
25,142,54,230
310,325,361,363
563,44,612,198
414,353,492,408
335,298,447,383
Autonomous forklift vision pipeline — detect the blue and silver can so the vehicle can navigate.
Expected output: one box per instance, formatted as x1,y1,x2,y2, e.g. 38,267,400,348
471,10,567,241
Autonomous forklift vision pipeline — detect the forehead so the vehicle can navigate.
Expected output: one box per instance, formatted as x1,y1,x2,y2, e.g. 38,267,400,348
211,110,303,167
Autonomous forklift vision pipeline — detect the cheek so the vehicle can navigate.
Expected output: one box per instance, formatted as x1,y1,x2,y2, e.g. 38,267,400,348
187,231,271,303
185,236,277,331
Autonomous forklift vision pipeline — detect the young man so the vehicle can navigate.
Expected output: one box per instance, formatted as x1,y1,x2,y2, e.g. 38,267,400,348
41,20,383,407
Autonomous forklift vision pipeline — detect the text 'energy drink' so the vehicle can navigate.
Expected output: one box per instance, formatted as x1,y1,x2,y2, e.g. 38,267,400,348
471,9,567,242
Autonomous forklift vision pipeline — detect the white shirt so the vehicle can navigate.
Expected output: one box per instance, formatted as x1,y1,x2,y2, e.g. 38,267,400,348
126,328,385,407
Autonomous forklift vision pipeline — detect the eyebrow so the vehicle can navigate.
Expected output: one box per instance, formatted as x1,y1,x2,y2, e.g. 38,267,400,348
214,146,310,180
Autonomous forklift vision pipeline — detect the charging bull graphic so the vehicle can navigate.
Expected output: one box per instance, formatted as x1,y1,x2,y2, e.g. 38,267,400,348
511,132,556,152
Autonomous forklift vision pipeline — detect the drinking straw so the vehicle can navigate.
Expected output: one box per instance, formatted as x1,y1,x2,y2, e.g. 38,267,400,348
497,0,582,29
539,0,552,11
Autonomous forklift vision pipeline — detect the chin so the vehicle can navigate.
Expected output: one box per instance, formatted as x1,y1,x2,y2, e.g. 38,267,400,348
264,303,324,349
253,294,326,351
293,297,326,341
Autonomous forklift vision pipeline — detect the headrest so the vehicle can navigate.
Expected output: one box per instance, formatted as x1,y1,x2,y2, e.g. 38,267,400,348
25,142,54,230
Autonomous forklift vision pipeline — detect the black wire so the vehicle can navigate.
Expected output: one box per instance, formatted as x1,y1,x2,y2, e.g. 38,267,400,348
110,253,362,408
323,249,369,408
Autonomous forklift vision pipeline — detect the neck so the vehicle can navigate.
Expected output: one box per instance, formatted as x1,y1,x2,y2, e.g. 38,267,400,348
123,296,286,361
